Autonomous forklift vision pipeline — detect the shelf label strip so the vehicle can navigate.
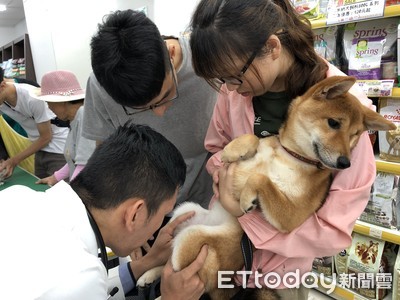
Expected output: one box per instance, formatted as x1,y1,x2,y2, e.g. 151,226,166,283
326,0,385,25
369,226,383,239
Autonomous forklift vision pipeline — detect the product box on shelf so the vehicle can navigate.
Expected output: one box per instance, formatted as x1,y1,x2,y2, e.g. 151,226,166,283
342,17,399,81
335,247,351,275
347,233,389,299
314,25,340,67
379,98,400,163
291,0,320,20
335,236,397,299
360,171,399,229
312,256,335,277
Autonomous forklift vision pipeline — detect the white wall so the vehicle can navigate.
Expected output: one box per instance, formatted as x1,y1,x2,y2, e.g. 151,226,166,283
0,27,15,47
23,0,120,87
0,19,27,46
4,0,199,88
153,0,200,36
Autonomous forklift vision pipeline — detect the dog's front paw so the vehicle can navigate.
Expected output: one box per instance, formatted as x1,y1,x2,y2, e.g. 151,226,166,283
240,187,259,213
221,147,257,163
221,135,259,163
137,266,164,287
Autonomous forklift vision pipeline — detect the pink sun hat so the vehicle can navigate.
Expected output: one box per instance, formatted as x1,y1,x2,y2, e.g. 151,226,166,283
30,70,85,102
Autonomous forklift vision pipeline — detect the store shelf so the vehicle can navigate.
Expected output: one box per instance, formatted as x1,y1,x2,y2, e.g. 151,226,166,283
1,34,36,82
391,87,400,98
316,283,392,300
310,5,400,29
354,220,400,244
376,159,400,175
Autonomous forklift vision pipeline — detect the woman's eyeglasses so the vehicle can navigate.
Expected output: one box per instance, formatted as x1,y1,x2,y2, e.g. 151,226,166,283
214,49,259,86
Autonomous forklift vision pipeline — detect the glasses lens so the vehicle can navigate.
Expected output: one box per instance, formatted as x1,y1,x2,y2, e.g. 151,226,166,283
214,78,225,85
123,105,149,115
221,77,243,85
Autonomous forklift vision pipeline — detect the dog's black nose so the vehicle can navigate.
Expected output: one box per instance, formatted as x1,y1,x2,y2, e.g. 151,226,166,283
336,156,351,169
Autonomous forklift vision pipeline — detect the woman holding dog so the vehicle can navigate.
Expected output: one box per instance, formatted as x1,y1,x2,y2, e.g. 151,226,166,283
190,0,375,299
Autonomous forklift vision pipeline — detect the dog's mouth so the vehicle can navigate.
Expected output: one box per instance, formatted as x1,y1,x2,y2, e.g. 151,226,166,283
313,142,351,169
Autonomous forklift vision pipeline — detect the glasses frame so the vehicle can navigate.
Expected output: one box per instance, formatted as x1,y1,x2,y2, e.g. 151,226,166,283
216,49,259,86
123,59,179,115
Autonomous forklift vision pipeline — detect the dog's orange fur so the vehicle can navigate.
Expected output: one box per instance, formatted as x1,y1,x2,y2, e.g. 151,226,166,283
137,76,395,300
222,76,396,232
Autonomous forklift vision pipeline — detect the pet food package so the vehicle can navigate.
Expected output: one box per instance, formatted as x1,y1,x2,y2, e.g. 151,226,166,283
379,98,400,163
314,26,339,66
291,0,320,20
348,37,385,80
343,17,399,80
335,247,351,276
312,256,334,277
360,171,397,229
347,233,388,299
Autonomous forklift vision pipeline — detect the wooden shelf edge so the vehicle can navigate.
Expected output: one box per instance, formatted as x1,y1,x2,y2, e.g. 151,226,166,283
354,220,400,244
375,159,400,175
391,87,400,97
384,4,400,18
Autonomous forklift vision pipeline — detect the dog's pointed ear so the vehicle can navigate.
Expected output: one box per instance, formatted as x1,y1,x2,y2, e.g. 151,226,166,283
314,76,356,100
363,106,397,131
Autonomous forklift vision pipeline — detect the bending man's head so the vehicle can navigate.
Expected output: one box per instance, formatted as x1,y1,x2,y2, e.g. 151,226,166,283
91,10,173,107
71,123,186,217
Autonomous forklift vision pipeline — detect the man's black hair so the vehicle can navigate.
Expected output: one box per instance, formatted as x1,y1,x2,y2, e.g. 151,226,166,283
91,10,171,106
70,123,186,217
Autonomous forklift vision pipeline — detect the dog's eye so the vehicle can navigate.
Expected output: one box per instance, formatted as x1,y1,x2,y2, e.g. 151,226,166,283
328,118,341,129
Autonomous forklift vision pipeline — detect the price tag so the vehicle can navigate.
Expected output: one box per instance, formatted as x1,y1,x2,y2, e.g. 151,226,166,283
326,0,385,25
369,227,383,239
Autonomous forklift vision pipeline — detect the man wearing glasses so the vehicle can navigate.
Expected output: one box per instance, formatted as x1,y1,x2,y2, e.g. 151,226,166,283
82,9,217,298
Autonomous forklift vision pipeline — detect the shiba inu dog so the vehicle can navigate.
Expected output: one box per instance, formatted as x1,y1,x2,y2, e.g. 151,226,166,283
137,76,395,299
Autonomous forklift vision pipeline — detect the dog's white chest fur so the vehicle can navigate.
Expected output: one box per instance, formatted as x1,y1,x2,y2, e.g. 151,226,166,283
235,137,304,199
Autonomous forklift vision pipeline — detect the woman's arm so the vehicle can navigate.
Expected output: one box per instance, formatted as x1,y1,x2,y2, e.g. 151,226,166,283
236,132,374,258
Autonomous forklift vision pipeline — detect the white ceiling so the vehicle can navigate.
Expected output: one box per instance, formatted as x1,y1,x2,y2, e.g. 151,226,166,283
0,0,25,27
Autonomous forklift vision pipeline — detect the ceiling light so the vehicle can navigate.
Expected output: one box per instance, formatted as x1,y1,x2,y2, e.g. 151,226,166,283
0,5,6,12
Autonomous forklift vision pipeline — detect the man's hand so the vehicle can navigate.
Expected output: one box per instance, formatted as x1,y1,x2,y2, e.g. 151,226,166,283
146,211,196,266
0,158,16,178
160,244,208,300
130,211,196,280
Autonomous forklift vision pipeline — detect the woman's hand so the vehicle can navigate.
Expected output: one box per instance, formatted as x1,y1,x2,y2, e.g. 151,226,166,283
212,169,220,198
36,174,58,186
217,163,244,217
